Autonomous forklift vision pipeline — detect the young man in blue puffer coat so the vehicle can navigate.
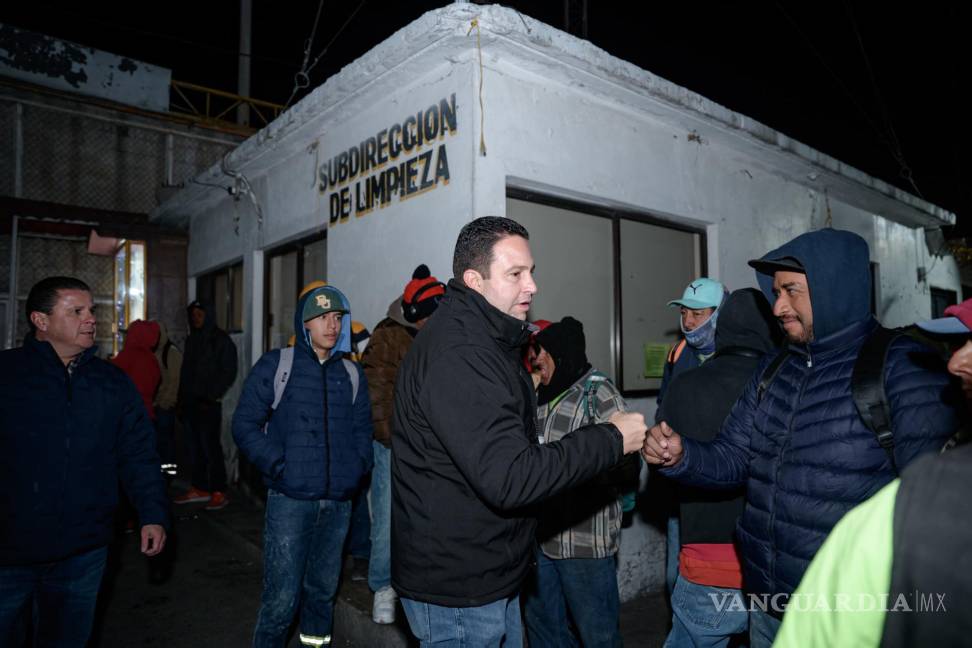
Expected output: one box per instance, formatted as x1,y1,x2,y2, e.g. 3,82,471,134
643,229,961,648
233,284,373,648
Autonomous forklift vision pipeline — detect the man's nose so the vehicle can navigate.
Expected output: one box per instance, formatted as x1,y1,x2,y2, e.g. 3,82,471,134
773,296,788,317
524,273,537,295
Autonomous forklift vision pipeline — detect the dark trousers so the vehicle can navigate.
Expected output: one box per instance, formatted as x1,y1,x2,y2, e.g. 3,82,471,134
187,399,227,493
155,406,177,474
344,476,372,560
0,546,108,648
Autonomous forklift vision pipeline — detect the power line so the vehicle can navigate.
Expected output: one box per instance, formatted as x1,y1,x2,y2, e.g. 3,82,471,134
284,0,327,109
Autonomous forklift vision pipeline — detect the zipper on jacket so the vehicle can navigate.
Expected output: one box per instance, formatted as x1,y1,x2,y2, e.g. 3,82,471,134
766,359,811,592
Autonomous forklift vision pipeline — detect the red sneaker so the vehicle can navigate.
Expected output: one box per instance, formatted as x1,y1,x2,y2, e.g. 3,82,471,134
205,491,229,511
173,487,210,505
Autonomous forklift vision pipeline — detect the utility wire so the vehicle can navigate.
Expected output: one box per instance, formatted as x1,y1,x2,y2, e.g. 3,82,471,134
305,0,369,77
842,1,923,198
284,0,327,109
773,3,913,188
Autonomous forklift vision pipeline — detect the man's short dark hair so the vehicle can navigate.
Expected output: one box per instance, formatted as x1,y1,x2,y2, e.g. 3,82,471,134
452,217,529,279
26,276,92,331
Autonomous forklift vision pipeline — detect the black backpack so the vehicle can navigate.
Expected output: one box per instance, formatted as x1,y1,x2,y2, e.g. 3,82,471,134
756,326,962,476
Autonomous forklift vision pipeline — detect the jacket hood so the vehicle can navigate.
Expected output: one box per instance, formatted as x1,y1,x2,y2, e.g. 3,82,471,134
293,285,352,357
752,229,871,340
715,288,781,354
385,295,414,329
156,321,169,348
186,299,216,332
123,319,160,352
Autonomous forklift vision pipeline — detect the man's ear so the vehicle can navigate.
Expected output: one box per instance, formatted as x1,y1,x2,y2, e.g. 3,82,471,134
30,311,48,332
463,269,484,294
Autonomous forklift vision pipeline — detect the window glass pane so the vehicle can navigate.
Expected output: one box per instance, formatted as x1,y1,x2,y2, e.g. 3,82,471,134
302,237,327,285
114,242,128,353
267,251,298,350
619,220,700,391
213,272,229,331
506,198,614,378
231,263,243,331
128,242,146,322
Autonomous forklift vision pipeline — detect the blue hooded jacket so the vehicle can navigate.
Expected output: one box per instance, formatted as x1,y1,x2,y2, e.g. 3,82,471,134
232,286,373,500
662,228,959,597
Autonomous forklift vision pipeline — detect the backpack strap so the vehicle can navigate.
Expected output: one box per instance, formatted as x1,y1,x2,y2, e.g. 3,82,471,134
756,348,789,404
342,357,360,404
271,347,295,411
852,326,903,476
668,339,687,365
713,346,763,361
580,371,610,422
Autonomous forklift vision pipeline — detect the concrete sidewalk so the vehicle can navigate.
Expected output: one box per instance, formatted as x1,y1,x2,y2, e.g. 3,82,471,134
94,479,669,646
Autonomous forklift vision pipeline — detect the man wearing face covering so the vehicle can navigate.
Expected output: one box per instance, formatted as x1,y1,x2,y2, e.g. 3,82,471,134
656,277,728,597
523,316,639,648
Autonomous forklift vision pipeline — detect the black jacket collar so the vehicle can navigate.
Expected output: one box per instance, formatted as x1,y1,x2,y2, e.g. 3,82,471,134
445,279,531,351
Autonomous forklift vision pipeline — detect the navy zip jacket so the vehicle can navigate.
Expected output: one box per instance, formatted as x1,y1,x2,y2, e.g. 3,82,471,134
232,287,373,500
662,229,959,597
0,334,170,566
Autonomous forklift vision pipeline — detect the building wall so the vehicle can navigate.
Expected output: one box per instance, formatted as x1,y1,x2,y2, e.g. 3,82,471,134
179,34,959,602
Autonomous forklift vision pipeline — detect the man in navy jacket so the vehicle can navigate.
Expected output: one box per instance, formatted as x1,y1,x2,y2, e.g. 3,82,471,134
643,229,960,647
233,284,373,648
0,276,169,647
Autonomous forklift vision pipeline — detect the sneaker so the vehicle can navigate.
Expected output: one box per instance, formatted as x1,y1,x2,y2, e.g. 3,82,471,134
173,487,210,505
372,586,397,624
351,557,369,582
204,491,229,511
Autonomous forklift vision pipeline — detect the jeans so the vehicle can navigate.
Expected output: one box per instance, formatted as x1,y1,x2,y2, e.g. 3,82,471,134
368,441,391,592
187,399,227,492
345,476,372,560
749,609,781,648
401,595,522,648
253,491,351,648
523,548,621,648
666,516,680,595
0,545,108,648
664,576,748,648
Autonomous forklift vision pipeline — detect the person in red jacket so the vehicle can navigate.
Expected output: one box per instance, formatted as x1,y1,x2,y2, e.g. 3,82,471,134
112,319,162,420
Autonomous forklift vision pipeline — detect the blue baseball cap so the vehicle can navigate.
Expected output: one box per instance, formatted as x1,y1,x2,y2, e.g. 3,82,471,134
667,278,725,310
916,299,972,336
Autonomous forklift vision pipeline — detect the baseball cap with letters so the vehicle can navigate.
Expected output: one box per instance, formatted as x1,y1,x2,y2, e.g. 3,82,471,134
302,286,348,322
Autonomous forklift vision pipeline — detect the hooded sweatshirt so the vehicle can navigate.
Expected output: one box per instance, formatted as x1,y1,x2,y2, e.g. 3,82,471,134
232,286,373,500
112,319,161,419
662,228,959,598
179,300,237,405
660,288,780,587
153,322,182,411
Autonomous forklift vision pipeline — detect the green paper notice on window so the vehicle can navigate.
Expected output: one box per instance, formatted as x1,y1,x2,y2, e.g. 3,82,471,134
643,343,669,379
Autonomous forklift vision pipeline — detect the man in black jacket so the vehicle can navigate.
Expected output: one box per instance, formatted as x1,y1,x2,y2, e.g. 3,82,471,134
174,300,238,510
391,216,647,647
659,288,780,647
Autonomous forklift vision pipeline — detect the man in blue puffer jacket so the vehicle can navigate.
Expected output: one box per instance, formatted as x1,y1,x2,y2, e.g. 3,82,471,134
0,276,169,647
233,284,373,648
642,229,960,647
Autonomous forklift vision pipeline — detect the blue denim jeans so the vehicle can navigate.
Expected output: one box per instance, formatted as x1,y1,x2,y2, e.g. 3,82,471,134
523,548,621,648
666,516,680,595
748,609,781,648
368,441,391,592
664,575,748,648
345,477,372,560
0,545,108,648
401,595,522,648
253,491,351,648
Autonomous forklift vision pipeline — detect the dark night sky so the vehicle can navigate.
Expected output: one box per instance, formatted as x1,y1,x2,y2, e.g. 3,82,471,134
3,1,969,234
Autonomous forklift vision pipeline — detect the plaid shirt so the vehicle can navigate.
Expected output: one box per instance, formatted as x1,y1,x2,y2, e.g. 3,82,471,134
537,368,627,559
